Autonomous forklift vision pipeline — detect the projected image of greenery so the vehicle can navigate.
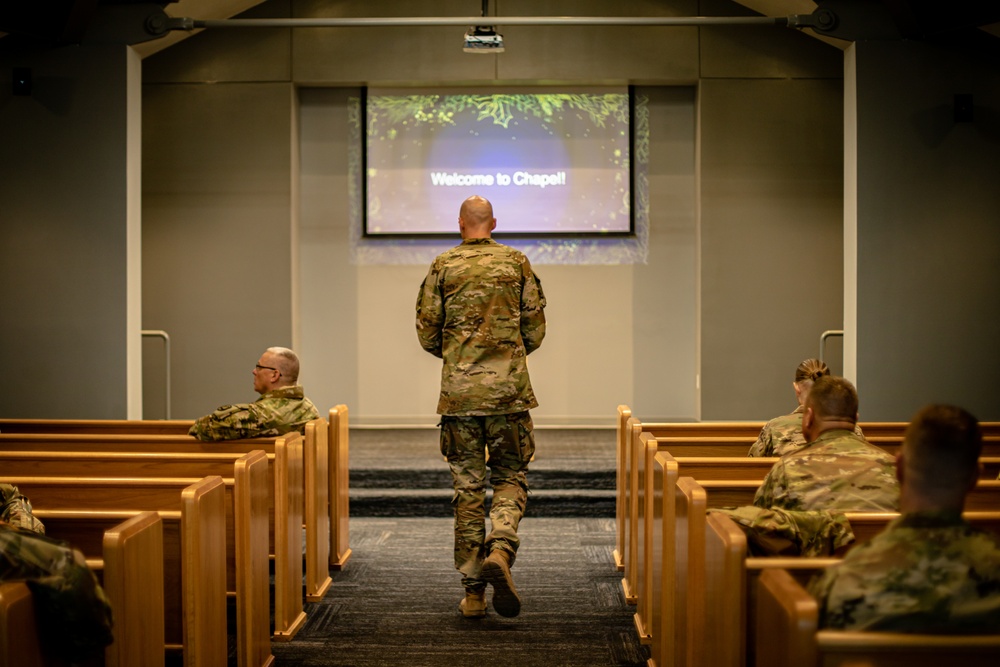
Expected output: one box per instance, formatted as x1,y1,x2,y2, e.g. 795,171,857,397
365,88,633,237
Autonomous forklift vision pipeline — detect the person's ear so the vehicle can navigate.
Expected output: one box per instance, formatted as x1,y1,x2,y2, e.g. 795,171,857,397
490,218,497,232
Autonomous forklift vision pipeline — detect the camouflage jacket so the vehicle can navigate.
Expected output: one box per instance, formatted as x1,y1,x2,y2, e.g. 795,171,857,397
712,506,855,557
748,405,865,457
0,483,45,534
416,238,546,416
753,428,899,512
0,525,114,660
809,511,1000,632
189,385,319,441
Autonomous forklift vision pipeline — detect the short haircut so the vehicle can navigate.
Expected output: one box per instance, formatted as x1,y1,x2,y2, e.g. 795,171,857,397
903,404,982,490
805,375,858,423
267,347,301,383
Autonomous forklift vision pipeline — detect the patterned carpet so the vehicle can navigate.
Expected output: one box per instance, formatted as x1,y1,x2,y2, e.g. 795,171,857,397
258,427,645,666
270,517,648,667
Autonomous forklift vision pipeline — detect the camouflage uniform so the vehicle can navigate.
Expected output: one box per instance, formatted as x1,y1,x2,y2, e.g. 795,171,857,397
809,511,1000,632
0,524,114,660
0,483,45,534
189,385,319,441
711,506,855,557
416,237,546,592
748,405,866,457
753,429,899,512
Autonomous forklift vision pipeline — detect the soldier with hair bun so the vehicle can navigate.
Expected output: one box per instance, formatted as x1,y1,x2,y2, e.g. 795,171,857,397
416,195,546,619
810,404,1000,632
1,482,45,534
753,375,898,512
748,358,864,458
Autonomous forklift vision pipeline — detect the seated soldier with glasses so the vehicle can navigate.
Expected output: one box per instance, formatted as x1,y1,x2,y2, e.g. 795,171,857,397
190,346,319,441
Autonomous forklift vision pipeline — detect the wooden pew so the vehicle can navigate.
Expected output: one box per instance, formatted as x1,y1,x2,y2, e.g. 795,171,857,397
647,458,1000,667
614,404,632,573
0,419,193,435
103,512,167,667
698,478,1000,510
0,425,332,610
0,417,338,602
648,450,677,667
622,417,641,604
613,405,1000,581
6,451,276,666
328,405,351,570
756,567,1000,667
702,509,1000,667
631,415,1000,440
648,436,1000,458
0,582,49,667
0,513,168,667
36,476,228,666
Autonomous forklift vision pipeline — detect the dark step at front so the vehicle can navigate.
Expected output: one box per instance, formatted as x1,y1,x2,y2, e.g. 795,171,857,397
351,469,615,490
350,488,615,518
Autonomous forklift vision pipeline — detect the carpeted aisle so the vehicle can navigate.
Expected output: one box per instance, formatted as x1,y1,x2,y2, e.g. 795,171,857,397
263,427,647,666
271,516,648,666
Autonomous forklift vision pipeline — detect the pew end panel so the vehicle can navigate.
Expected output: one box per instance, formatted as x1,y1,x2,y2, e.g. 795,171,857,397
704,512,747,667
674,477,707,667
633,432,657,645
648,452,678,667
273,433,307,641
615,404,632,572
234,450,275,667
623,417,642,605
181,476,228,667
103,512,166,667
304,418,333,602
755,568,818,667
329,405,352,570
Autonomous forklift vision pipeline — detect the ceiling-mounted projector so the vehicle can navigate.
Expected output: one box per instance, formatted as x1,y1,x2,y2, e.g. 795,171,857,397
463,25,504,53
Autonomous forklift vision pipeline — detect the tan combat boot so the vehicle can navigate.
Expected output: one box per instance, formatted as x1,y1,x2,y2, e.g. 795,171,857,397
459,589,487,618
482,549,521,617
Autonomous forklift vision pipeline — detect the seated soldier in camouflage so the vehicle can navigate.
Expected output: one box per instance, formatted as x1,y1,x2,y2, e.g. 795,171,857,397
748,358,864,457
1,521,114,662
809,404,1000,632
190,346,319,441
753,375,899,512
1,482,45,534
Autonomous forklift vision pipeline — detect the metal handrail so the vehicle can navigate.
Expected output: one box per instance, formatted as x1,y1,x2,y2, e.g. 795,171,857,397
141,330,171,419
820,330,844,364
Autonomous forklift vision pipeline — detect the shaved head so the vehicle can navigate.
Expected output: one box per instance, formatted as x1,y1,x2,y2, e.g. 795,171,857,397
459,195,497,239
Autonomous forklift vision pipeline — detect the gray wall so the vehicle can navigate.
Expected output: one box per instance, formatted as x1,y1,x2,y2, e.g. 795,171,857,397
142,81,296,418
847,40,1000,421
139,0,845,424
0,42,143,419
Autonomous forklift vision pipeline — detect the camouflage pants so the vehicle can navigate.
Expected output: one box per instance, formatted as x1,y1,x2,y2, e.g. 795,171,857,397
440,411,534,592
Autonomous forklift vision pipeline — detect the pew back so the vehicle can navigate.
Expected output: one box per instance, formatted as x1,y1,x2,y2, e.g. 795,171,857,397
0,419,193,435
755,568,1000,667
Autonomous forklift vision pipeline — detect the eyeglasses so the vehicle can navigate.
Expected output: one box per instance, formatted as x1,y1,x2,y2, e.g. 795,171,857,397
254,364,280,373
